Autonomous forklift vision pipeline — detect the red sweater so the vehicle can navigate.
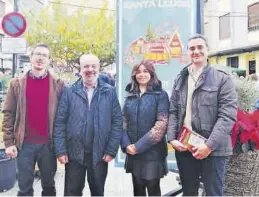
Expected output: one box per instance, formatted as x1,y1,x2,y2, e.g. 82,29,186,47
24,75,50,144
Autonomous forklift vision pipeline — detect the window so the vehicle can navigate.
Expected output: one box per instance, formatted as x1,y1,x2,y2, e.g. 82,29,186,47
227,56,239,68
219,13,230,40
248,3,259,32
0,0,5,18
249,60,256,74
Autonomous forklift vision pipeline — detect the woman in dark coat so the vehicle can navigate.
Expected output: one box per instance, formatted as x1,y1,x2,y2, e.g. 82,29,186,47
121,61,169,196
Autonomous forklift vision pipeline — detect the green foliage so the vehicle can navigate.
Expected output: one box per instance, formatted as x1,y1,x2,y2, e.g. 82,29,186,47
22,0,115,71
214,64,259,111
234,76,259,112
0,75,12,90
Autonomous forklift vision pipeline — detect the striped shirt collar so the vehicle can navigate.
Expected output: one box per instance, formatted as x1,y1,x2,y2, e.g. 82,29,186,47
29,70,48,79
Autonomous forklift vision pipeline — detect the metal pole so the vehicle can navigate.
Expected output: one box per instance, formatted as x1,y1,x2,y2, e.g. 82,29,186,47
12,0,19,78
14,0,18,11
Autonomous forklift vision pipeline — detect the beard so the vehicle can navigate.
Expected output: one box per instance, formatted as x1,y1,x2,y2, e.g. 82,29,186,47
82,72,98,86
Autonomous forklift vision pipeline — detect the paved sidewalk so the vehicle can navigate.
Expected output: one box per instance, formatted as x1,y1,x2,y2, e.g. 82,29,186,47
1,161,180,196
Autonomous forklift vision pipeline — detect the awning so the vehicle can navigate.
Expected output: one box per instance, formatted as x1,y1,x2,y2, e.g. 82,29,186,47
209,44,259,57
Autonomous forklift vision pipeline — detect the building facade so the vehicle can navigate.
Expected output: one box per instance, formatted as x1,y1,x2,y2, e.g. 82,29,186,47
60,0,115,15
19,0,46,13
204,0,259,76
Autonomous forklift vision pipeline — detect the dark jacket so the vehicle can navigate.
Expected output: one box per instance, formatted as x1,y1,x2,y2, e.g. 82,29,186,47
167,64,237,156
99,72,115,87
53,78,123,165
121,82,169,161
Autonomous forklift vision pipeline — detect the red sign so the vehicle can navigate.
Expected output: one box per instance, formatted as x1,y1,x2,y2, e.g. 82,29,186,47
1,12,27,37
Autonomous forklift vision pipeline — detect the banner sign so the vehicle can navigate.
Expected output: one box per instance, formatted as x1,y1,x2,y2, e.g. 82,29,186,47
116,0,202,170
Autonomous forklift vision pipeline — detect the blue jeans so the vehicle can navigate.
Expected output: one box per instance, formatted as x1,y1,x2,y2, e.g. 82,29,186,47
17,143,57,196
175,151,228,196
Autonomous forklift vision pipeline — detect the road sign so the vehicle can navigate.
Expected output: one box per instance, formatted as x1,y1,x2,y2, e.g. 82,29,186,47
1,12,27,37
1,37,26,54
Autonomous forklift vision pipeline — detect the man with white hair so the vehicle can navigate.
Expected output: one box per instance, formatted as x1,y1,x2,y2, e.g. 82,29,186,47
53,54,123,196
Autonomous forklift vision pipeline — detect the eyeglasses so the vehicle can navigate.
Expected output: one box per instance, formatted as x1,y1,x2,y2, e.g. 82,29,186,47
33,52,49,58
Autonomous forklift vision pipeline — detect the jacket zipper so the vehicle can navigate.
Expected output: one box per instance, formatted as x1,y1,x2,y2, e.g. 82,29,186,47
136,94,141,140
191,76,204,133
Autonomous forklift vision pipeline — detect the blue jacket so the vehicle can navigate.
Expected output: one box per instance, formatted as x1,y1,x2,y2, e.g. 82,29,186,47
121,82,169,161
53,78,123,165
99,72,115,87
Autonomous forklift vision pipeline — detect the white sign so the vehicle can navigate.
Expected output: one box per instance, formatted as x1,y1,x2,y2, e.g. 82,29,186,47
188,133,206,147
1,37,27,54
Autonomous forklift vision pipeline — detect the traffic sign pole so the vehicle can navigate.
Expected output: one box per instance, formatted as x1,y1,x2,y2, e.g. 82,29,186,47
1,1,27,77
13,0,19,78
1,12,27,37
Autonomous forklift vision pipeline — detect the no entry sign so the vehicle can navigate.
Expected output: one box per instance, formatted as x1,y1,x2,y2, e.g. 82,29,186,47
1,12,27,37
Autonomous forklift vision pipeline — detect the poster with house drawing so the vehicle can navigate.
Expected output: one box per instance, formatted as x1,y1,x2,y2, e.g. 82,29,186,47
116,0,202,170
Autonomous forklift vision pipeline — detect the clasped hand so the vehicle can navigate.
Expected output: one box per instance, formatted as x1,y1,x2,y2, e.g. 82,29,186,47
126,144,137,155
170,140,212,160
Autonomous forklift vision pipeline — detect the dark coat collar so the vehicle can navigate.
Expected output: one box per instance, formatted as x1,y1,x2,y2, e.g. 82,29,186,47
175,63,212,91
180,63,212,76
72,77,111,93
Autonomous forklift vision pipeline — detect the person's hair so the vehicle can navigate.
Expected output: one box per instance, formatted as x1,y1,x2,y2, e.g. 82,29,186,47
130,60,160,92
187,34,209,48
247,73,258,81
78,54,100,72
31,43,51,58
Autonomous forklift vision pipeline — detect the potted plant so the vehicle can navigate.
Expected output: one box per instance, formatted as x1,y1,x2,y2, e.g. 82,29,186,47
223,74,259,196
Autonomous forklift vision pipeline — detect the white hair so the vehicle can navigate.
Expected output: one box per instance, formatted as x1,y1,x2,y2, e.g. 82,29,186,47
79,54,100,65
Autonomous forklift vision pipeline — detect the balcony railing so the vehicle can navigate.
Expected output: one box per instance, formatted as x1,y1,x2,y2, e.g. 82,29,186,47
248,24,259,32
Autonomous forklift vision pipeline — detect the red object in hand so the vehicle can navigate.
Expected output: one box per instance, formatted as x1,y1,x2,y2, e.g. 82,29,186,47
178,126,207,153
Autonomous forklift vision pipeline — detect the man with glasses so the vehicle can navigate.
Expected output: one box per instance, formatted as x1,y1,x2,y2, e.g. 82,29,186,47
2,43,65,196
53,54,122,196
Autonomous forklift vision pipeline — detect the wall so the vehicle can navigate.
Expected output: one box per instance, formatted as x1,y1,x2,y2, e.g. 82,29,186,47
209,50,259,75
205,0,259,53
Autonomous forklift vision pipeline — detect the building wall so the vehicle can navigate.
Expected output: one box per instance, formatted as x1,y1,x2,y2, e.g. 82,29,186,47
204,0,231,52
209,50,259,74
205,0,259,53
19,0,46,14
205,0,259,75
62,0,115,15
0,0,13,34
